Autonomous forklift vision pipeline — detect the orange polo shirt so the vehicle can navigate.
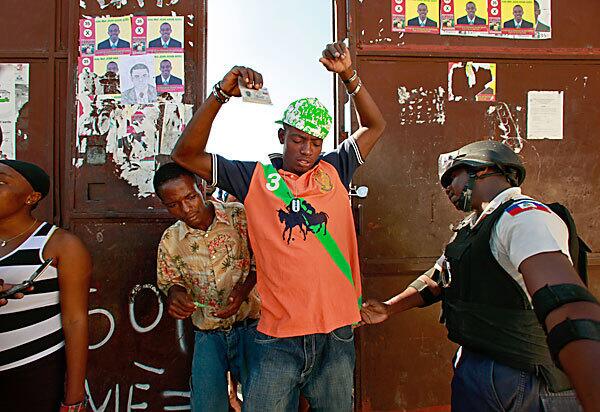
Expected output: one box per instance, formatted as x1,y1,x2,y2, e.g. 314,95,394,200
212,138,364,337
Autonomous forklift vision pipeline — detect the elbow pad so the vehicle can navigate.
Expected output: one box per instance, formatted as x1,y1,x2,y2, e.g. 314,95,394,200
531,284,599,331
546,318,600,368
532,284,600,368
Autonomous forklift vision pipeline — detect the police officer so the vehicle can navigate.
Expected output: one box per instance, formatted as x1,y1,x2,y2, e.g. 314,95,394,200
360,140,600,411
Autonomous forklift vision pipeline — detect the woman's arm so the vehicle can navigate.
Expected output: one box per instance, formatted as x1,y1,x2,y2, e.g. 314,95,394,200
47,229,92,406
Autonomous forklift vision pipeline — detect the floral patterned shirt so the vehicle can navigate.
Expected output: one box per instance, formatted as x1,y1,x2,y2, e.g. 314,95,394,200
157,201,260,330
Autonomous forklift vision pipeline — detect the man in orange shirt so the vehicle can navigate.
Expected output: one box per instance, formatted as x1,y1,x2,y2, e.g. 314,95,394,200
171,41,386,410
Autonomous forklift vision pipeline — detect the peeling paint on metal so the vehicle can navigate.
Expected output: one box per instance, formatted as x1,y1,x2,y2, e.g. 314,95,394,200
397,86,446,126
397,87,410,104
80,0,87,8
97,0,128,9
447,62,462,101
487,102,523,153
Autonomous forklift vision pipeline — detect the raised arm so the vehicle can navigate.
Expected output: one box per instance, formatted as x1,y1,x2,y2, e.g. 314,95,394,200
520,252,600,411
319,41,386,160
171,67,263,181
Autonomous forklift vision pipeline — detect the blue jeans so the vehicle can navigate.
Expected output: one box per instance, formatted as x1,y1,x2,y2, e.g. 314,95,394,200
190,320,258,412
451,348,582,412
243,325,355,412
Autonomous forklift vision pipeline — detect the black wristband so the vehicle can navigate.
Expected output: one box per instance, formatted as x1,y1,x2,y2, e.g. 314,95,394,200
409,278,441,307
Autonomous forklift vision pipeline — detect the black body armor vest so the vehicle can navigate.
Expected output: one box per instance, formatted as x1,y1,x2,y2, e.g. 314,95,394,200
441,200,571,391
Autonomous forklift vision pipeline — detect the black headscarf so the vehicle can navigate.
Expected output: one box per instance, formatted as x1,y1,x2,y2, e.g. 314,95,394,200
0,160,50,199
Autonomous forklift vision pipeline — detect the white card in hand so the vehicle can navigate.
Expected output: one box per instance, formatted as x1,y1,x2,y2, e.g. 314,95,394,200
239,84,273,105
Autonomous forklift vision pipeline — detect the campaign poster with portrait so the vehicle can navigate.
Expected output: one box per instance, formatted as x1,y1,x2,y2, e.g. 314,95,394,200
93,55,122,96
146,16,184,52
454,0,488,32
501,0,535,36
404,0,440,33
533,0,551,39
153,53,184,93
95,16,132,55
118,55,157,105
79,18,96,56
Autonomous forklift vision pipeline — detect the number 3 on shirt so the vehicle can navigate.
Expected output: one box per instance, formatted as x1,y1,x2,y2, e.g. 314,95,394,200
265,172,281,191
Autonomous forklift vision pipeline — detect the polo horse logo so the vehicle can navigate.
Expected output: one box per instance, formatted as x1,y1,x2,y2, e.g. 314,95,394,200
278,208,308,243
277,199,328,244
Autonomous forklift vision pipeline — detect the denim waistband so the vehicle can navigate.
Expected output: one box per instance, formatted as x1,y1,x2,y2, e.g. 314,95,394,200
194,318,258,333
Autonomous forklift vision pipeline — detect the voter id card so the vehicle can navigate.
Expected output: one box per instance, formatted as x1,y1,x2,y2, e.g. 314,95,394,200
239,81,272,105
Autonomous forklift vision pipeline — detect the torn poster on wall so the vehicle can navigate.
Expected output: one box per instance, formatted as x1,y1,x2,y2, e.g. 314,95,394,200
0,64,29,159
448,61,496,102
393,0,551,39
76,15,188,197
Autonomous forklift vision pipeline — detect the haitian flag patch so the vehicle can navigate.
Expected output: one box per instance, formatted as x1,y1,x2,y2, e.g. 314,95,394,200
506,201,551,216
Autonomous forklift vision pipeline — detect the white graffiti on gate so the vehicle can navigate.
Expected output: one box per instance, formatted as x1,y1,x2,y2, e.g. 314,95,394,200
128,284,164,333
88,283,170,350
86,286,190,411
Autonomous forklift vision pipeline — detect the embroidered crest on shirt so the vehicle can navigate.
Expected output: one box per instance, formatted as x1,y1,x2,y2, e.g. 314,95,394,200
277,199,329,244
313,168,333,193
506,201,550,216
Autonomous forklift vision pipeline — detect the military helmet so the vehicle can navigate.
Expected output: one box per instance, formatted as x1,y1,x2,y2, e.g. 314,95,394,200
439,140,526,188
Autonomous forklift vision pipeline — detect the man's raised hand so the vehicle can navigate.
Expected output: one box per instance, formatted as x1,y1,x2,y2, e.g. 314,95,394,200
220,66,264,97
319,41,352,75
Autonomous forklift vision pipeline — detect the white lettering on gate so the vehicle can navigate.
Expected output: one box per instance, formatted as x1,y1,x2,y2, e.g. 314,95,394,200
86,286,191,410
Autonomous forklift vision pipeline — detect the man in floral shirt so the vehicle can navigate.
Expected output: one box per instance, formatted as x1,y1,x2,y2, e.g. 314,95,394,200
154,162,260,411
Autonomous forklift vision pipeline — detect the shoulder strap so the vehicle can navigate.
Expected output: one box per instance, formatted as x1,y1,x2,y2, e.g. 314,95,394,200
546,203,590,285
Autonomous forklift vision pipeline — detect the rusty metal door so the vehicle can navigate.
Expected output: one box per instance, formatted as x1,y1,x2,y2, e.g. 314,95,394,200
61,1,206,409
347,1,600,410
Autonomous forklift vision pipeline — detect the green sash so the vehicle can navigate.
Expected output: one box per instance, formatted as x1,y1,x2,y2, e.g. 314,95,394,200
262,163,362,307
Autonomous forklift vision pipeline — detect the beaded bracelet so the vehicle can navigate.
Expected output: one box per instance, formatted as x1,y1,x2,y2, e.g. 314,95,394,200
212,83,229,104
60,396,88,411
216,81,232,99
